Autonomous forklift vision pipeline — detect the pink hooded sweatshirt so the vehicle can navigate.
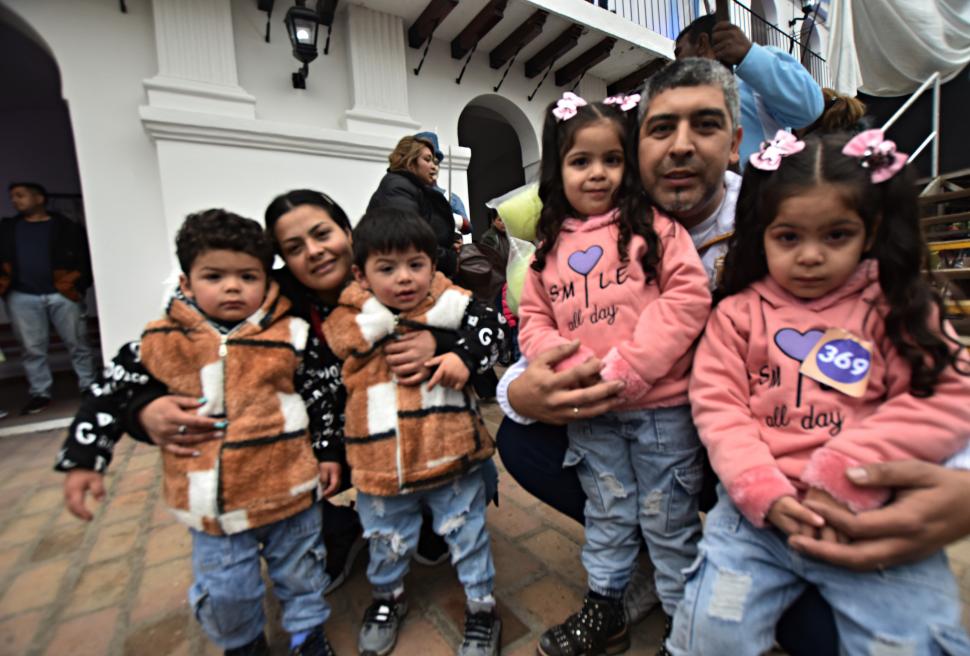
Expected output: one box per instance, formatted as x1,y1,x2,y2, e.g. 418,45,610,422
690,259,970,526
518,209,711,409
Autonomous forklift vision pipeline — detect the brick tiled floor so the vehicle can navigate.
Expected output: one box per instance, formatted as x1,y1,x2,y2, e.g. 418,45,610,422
0,405,967,655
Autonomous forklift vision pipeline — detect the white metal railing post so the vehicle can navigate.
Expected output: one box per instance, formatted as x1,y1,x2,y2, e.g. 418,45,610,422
881,72,939,133
932,73,941,178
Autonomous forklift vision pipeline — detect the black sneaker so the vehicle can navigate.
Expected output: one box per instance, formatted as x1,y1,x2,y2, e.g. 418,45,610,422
537,594,629,656
358,596,408,656
20,396,50,416
655,614,673,656
225,633,269,656
413,517,449,566
322,504,365,594
290,623,336,656
0,409,8,420
458,607,502,656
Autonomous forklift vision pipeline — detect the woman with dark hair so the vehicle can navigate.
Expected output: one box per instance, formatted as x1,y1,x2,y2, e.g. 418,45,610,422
367,135,459,279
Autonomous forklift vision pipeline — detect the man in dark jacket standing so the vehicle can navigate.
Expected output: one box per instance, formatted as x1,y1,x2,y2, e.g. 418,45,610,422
1,182,95,415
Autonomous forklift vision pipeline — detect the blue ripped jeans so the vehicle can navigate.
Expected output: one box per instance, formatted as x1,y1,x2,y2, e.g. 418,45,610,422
565,405,705,615
356,469,495,602
668,490,970,656
188,504,330,650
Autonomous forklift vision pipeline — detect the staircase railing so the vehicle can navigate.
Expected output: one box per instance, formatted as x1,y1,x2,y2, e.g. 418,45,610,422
593,0,828,88
880,71,941,178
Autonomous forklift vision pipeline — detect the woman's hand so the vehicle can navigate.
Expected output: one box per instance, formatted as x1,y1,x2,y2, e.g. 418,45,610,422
790,461,970,570
385,331,436,386
426,353,470,390
507,341,626,425
138,396,225,456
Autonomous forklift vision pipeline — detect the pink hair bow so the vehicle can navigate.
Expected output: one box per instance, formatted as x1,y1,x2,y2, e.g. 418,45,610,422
552,92,587,122
841,129,908,183
749,130,805,171
604,93,641,112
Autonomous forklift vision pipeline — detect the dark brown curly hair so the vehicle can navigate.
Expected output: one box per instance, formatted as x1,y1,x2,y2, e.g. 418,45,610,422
175,209,274,274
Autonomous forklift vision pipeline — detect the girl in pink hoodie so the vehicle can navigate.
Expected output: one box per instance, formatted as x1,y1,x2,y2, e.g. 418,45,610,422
668,131,970,656
517,93,712,656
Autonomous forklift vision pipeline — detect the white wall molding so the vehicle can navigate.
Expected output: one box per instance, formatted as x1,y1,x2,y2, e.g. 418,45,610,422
145,0,255,118
343,4,419,136
139,105,470,170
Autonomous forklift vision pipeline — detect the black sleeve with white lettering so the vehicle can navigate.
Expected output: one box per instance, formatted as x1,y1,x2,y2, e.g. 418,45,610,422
54,341,164,473
296,331,346,463
433,298,509,375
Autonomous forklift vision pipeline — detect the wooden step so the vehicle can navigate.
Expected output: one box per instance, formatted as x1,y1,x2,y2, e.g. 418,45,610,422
929,268,970,280
921,211,970,227
920,188,970,205
927,239,970,253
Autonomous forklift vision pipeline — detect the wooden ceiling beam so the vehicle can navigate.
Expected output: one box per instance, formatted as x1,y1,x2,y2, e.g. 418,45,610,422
606,58,668,96
452,0,507,59
489,10,547,69
554,37,615,87
524,24,583,78
407,0,458,48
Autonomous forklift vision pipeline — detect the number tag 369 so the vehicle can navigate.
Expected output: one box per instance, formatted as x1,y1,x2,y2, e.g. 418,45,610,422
799,328,873,398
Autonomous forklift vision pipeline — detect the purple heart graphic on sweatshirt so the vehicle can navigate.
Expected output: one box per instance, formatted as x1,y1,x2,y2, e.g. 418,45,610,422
567,246,603,276
774,328,825,362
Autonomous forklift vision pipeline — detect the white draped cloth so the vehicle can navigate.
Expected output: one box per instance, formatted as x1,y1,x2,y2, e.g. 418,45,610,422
826,0,970,97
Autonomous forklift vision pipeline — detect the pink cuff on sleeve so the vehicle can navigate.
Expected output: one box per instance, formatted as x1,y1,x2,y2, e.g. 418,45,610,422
801,449,890,512
727,465,799,527
553,345,597,374
601,348,650,402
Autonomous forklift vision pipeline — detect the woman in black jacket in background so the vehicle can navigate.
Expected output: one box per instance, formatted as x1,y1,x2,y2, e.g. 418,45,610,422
367,135,459,278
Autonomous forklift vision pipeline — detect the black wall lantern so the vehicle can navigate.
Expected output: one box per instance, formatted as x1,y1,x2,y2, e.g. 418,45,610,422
285,0,320,89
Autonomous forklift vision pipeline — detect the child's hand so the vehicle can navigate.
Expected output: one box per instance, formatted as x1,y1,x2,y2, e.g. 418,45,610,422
63,469,106,521
803,488,851,543
425,353,470,390
767,495,824,537
318,462,342,498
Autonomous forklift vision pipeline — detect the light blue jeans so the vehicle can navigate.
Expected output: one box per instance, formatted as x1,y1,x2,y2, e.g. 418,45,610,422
668,489,970,656
6,290,96,397
188,504,330,650
356,469,495,602
565,405,705,615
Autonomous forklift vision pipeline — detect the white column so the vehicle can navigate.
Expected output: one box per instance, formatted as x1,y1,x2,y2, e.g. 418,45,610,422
144,0,256,118
578,75,608,102
343,4,420,137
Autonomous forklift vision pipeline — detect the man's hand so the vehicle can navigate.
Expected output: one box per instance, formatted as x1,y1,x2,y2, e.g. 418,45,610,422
64,469,106,521
802,488,849,543
426,353,470,390
507,341,624,425
318,462,342,498
139,395,224,456
712,21,752,66
790,461,970,570
386,331,436,386
766,495,824,537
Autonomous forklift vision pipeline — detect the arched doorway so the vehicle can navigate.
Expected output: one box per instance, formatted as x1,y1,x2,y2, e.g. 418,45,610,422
458,94,539,238
749,0,778,47
0,8,100,422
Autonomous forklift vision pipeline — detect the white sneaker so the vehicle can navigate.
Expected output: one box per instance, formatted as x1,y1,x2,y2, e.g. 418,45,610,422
624,564,660,624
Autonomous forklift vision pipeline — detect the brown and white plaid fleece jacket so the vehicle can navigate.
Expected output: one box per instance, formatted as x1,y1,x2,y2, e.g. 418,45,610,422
139,282,321,535
322,272,494,497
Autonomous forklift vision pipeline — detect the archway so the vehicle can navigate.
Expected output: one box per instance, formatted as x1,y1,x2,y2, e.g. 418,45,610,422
0,7,100,419
749,0,778,47
458,94,539,238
